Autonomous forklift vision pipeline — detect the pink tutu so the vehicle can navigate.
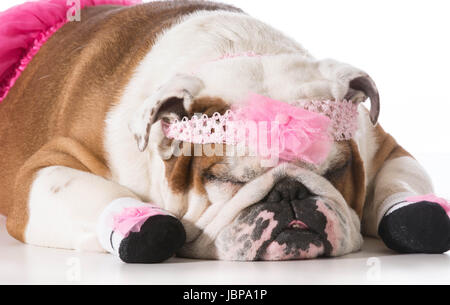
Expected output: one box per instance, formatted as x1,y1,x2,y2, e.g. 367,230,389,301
0,0,141,103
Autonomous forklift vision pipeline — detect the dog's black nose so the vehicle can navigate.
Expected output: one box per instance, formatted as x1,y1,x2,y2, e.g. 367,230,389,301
265,178,310,202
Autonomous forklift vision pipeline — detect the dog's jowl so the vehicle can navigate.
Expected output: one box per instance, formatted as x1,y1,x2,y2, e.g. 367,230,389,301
0,0,448,264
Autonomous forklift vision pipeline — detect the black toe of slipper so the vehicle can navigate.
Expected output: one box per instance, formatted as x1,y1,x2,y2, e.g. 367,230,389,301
379,201,450,254
119,215,186,264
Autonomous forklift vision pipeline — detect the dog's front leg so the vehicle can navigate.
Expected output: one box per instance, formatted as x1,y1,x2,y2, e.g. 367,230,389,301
6,139,185,263
363,155,450,253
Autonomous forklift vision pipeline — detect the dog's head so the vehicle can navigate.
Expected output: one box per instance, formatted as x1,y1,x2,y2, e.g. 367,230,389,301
129,55,378,260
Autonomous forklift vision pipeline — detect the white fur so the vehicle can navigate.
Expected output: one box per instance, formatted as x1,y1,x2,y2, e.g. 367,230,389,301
354,105,380,185
182,190,211,243
25,166,138,251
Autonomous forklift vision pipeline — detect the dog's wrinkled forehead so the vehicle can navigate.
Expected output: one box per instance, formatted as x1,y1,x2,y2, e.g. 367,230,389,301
194,54,379,123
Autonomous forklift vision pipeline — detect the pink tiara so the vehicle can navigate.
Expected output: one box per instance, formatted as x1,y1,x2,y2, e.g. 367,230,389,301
164,94,359,164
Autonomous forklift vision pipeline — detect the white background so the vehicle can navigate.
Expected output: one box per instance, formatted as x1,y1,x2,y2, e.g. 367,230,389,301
1,1,449,155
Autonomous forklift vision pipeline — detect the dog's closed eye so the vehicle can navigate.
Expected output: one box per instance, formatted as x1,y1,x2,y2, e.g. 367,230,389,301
203,172,246,185
203,163,247,185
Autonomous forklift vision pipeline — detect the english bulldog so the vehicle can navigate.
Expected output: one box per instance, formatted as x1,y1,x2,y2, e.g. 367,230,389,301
0,0,449,264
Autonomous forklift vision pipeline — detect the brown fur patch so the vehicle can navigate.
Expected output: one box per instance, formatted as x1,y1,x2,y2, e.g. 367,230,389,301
368,124,413,180
165,151,194,194
0,2,241,241
6,137,110,241
163,97,230,195
325,140,366,219
325,124,412,220
189,97,230,117
164,144,225,194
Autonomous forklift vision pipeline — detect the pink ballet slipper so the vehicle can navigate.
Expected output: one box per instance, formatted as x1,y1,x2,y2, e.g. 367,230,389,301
406,194,450,216
113,205,169,237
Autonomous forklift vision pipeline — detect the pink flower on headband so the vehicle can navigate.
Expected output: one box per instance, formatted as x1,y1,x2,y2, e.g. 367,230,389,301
232,94,332,164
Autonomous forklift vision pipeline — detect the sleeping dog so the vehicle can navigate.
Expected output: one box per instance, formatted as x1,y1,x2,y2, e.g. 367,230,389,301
0,0,448,263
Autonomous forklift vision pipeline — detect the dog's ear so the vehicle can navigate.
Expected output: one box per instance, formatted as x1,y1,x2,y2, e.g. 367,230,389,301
345,75,380,125
129,74,204,152
319,59,380,125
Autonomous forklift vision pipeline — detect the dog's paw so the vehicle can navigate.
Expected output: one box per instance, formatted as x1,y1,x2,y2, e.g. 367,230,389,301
378,201,450,254
118,215,186,264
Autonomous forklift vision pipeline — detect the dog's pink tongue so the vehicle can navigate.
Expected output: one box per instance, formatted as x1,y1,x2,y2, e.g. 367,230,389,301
288,220,308,230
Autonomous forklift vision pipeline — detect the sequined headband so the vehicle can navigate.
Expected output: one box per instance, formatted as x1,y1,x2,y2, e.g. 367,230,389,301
164,93,359,164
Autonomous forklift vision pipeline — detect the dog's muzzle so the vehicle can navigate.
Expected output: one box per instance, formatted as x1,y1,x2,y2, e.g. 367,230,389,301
215,178,337,261
178,164,363,261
